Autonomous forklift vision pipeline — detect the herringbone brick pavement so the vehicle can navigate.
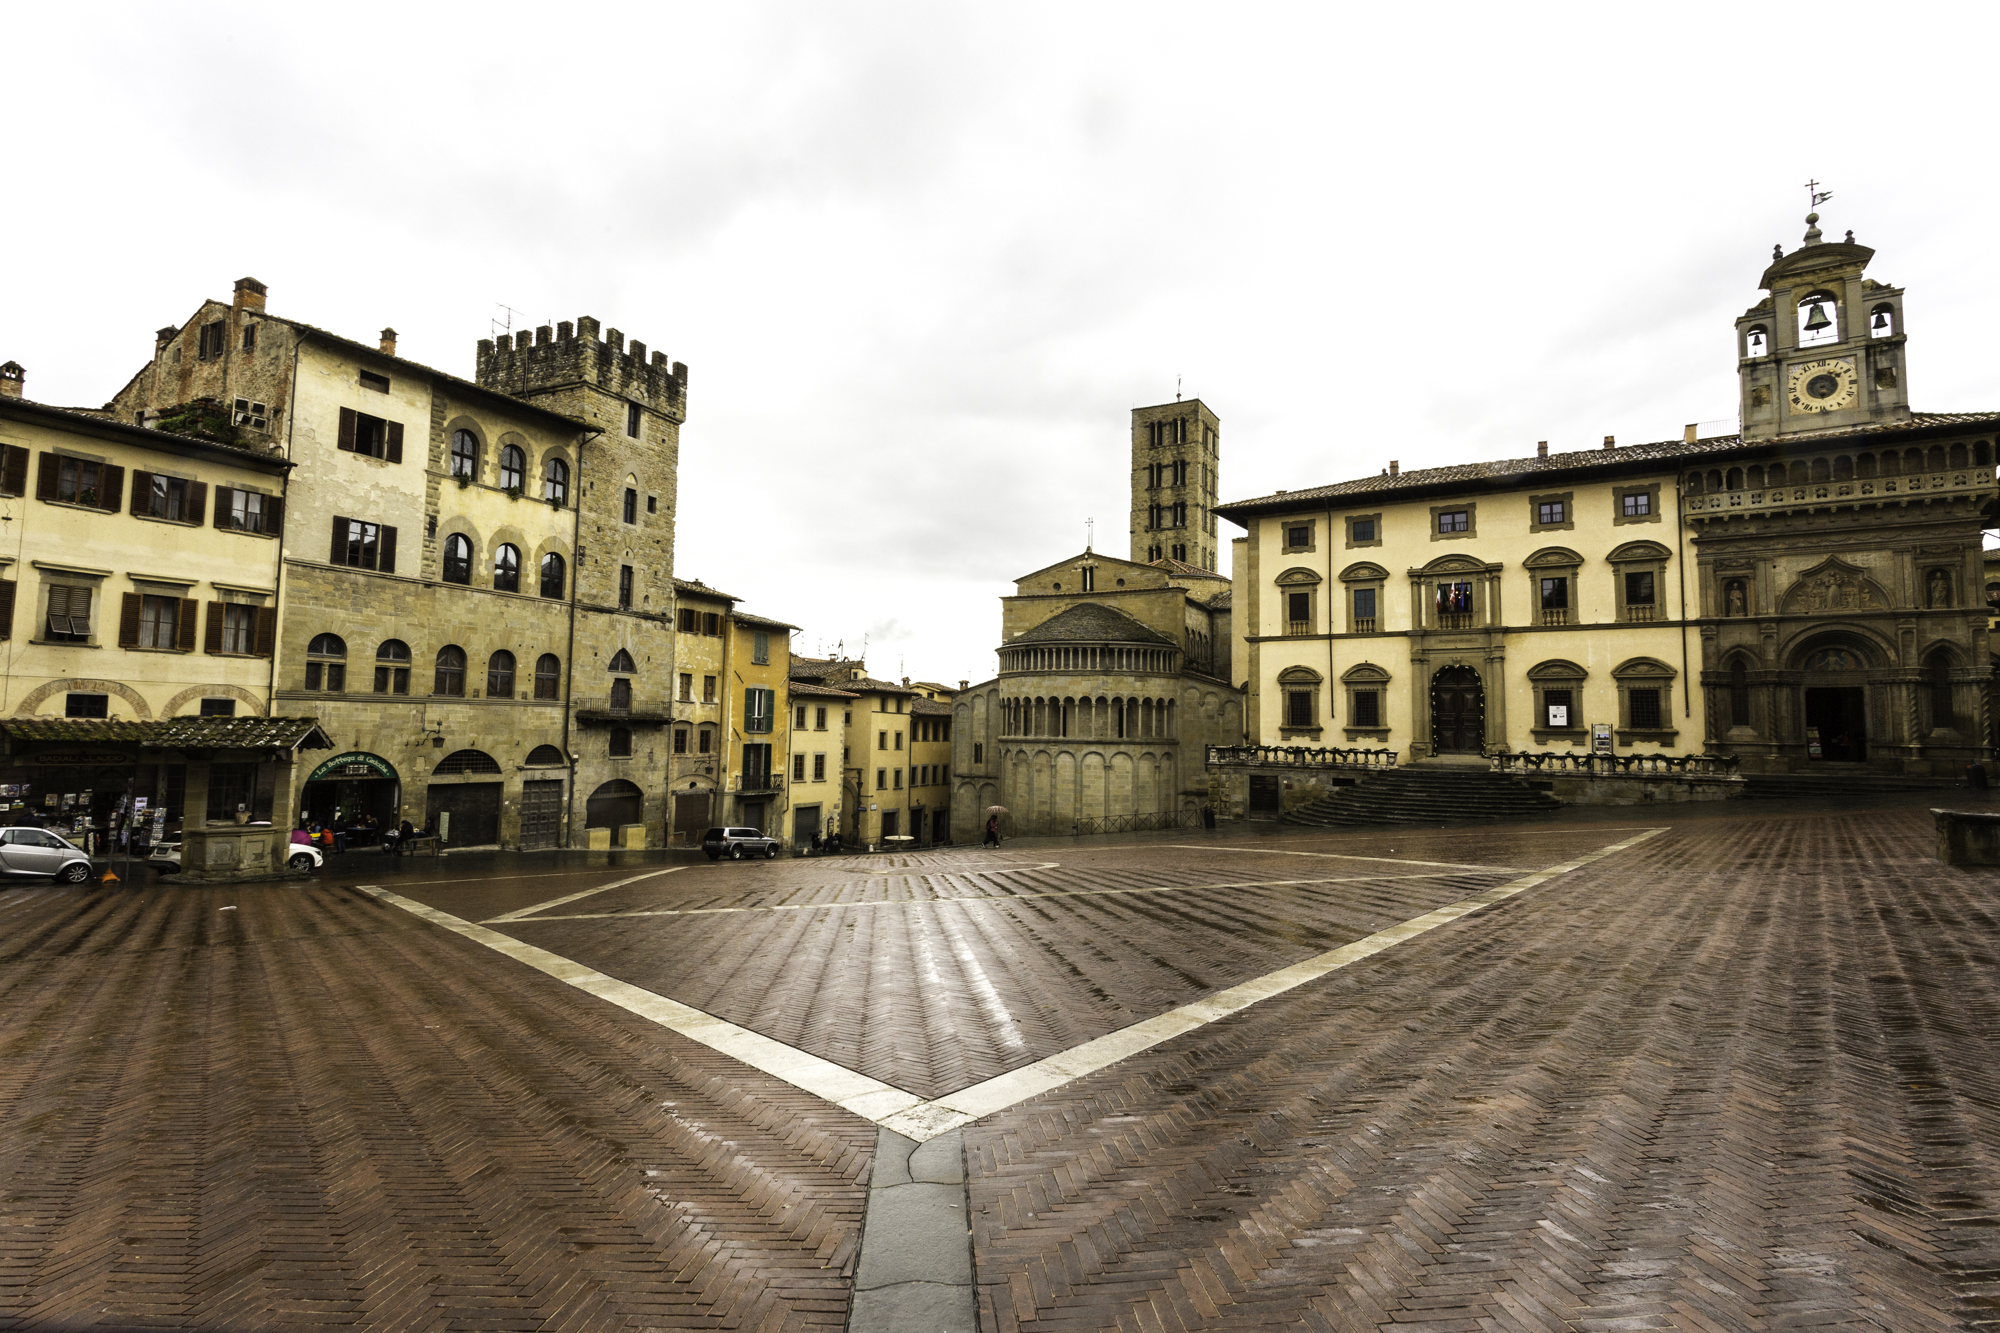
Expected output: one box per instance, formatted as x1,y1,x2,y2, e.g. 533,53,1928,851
0,882,874,1331
965,807,2000,1331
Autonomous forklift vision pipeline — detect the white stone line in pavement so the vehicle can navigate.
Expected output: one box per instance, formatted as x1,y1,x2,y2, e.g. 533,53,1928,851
358,885,928,1124
1164,844,1527,872
877,827,1670,1141
481,866,687,923
848,861,1061,877
513,870,1493,920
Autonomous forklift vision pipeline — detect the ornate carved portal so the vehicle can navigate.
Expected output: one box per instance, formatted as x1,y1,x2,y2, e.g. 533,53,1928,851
1779,556,1889,615
1432,666,1484,754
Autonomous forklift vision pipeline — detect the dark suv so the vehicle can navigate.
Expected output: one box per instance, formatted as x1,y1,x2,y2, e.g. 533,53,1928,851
702,826,781,860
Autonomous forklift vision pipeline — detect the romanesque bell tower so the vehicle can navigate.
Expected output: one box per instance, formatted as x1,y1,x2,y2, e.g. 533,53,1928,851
1128,399,1221,570
1737,213,1910,441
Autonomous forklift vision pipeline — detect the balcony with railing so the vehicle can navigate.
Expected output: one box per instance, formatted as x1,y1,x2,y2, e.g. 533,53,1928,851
572,694,672,724
1682,465,1997,522
1538,608,1570,627
1620,604,1658,624
1436,612,1475,631
1351,617,1377,634
1286,619,1313,636
736,770,783,793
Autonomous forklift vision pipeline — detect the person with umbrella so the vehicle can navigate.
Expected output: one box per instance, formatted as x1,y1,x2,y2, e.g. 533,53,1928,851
983,806,1005,847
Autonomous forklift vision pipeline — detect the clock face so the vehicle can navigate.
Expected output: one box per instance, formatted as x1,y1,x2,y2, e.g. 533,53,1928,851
1787,357,1858,413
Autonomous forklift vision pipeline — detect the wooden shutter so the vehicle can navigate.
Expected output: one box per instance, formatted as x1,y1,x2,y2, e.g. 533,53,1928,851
386,421,404,464
379,525,397,573
118,592,142,647
99,466,123,512
35,453,56,501
338,407,357,452
330,516,348,564
129,470,153,516
45,586,67,637
264,494,283,534
176,598,198,652
185,482,206,526
0,446,25,497
253,605,276,657
213,487,235,528
204,602,225,654
0,581,13,640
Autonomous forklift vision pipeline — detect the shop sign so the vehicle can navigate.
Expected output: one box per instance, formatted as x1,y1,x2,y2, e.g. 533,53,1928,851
307,752,398,783
30,750,134,767
1591,723,1613,755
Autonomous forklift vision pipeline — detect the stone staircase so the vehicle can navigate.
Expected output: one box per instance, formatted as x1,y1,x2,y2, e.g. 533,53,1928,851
1282,765,1564,828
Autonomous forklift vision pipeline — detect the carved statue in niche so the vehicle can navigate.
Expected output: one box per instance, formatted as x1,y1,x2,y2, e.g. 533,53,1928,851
1927,568,1952,607
1725,581,1747,616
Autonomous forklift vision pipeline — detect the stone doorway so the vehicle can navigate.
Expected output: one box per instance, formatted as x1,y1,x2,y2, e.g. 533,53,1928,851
1804,687,1868,761
1432,667,1485,754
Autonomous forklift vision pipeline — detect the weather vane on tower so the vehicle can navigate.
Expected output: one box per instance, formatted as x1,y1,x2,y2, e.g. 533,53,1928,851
1805,179,1832,209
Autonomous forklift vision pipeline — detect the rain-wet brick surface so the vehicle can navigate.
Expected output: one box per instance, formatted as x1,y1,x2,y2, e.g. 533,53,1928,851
0,796,1994,1329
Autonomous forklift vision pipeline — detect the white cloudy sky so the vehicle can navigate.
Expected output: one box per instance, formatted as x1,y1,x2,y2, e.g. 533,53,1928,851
9,2,1997,686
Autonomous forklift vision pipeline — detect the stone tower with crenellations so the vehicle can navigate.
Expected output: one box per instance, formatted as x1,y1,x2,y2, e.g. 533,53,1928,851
1128,398,1221,571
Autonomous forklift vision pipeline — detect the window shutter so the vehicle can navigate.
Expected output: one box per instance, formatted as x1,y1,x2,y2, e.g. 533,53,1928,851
130,471,154,516
186,482,206,526
379,525,397,573
253,605,276,657
0,446,25,497
264,494,283,533
386,421,404,464
35,453,56,501
330,517,348,564
176,598,198,652
0,581,13,640
45,586,67,636
99,466,123,512
204,602,225,654
338,407,357,452
213,487,234,528
119,592,142,647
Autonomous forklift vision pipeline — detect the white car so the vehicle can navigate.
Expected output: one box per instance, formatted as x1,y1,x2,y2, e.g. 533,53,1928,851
0,826,95,883
148,839,324,874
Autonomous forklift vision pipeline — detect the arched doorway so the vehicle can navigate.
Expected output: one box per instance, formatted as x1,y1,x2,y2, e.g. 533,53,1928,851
1432,667,1484,754
301,752,400,835
1797,642,1870,761
586,779,644,830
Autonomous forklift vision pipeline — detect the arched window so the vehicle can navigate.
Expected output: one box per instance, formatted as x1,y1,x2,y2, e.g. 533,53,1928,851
608,648,636,674
534,653,561,700
525,744,565,766
1798,291,1839,348
305,633,347,692
1869,304,1895,338
487,649,516,698
374,639,410,695
585,778,642,828
539,552,566,599
499,445,526,490
434,645,466,697
493,542,520,593
542,457,569,504
608,727,633,758
450,429,478,479
1744,324,1769,358
442,533,472,584
435,749,502,774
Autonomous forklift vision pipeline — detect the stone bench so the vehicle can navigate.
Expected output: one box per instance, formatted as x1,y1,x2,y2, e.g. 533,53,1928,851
1932,808,2000,866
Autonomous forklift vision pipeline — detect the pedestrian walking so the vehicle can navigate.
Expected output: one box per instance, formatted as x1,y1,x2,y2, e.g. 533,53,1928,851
983,814,1001,847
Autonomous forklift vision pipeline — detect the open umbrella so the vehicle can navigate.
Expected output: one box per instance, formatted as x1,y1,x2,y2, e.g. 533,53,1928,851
986,805,1008,814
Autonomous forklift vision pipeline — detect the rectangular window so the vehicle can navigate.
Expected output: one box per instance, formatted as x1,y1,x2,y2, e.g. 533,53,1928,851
65,692,108,718
627,403,642,437
220,604,255,654
894,732,903,750
145,474,190,521
972,742,984,764
198,322,225,360
336,406,401,461
137,595,180,649
359,370,390,394
226,489,269,532
698,728,712,754
1435,581,1474,618
199,698,236,717
374,662,410,695
45,585,92,642
1351,517,1376,542
744,687,774,733
647,495,657,513
623,488,637,523
678,607,698,632
893,769,902,790
1285,690,1313,728
793,753,806,781
1622,492,1652,517
1538,500,1566,525
1629,687,1663,729
702,675,716,703
1352,587,1376,631
1436,509,1469,534
618,565,633,609
702,612,720,636
1625,571,1656,606
815,706,827,730
241,325,257,353
876,769,886,790
1352,689,1381,728
1540,577,1569,609
679,673,693,701
1543,688,1573,729
752,631,769,665
1285,523,1311,549
55,457,104,506
813,753,826,781
673,728,688,754
331,517,390,570
796,704,808,728
1286,590,1311,634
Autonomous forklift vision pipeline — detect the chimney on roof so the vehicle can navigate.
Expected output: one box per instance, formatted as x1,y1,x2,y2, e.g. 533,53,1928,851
0,362,22,401
233,277,267,313
1389,460,1400,476
1537,440,1548,459
959,679,968,691
155,326,179,355
379,328,398,357
1684,423,1698,444
1603,435,1616,450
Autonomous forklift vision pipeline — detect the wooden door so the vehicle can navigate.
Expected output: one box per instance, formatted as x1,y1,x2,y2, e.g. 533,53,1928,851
519,779,563,850
1432,667,1485,754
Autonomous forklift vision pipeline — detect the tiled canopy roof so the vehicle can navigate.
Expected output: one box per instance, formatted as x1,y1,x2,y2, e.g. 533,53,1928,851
1216,411,2000,520
0,716,334,749
1007,602,1176,647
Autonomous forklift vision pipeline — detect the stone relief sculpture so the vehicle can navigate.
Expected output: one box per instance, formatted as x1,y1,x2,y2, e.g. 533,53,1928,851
1780,558,1889,614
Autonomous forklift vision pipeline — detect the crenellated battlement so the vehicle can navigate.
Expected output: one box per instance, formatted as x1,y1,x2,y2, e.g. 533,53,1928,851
475,315,689,421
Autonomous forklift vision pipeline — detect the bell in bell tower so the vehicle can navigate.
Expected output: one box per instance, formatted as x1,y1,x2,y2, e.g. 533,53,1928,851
1737,206,1910,441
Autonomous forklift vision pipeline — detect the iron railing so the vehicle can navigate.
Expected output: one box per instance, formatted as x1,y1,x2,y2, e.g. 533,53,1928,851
572,695,673,723
1493,751,1739,778
736,771,784,793
1206,744,1398,769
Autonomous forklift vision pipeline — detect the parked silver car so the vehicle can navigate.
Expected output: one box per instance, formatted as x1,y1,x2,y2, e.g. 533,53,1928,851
148,840,323,874
702,826,781,860
0,826,94,883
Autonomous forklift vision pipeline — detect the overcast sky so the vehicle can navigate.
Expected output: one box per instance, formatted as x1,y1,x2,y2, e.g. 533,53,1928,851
9,2,1997,686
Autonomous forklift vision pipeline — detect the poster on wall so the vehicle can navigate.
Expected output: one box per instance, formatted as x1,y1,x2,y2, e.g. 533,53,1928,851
1547,704,1569,729
1591,723,1613,755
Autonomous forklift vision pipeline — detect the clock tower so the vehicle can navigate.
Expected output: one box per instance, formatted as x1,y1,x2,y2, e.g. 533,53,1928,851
1736,213,1910,441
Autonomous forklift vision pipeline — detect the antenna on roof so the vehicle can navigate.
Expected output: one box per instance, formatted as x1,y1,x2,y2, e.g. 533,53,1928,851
1086,516,1094,551
1175,375,1182,403
492,302,527,339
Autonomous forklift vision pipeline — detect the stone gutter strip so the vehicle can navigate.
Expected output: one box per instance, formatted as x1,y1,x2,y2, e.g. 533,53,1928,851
849,1128,977,1332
